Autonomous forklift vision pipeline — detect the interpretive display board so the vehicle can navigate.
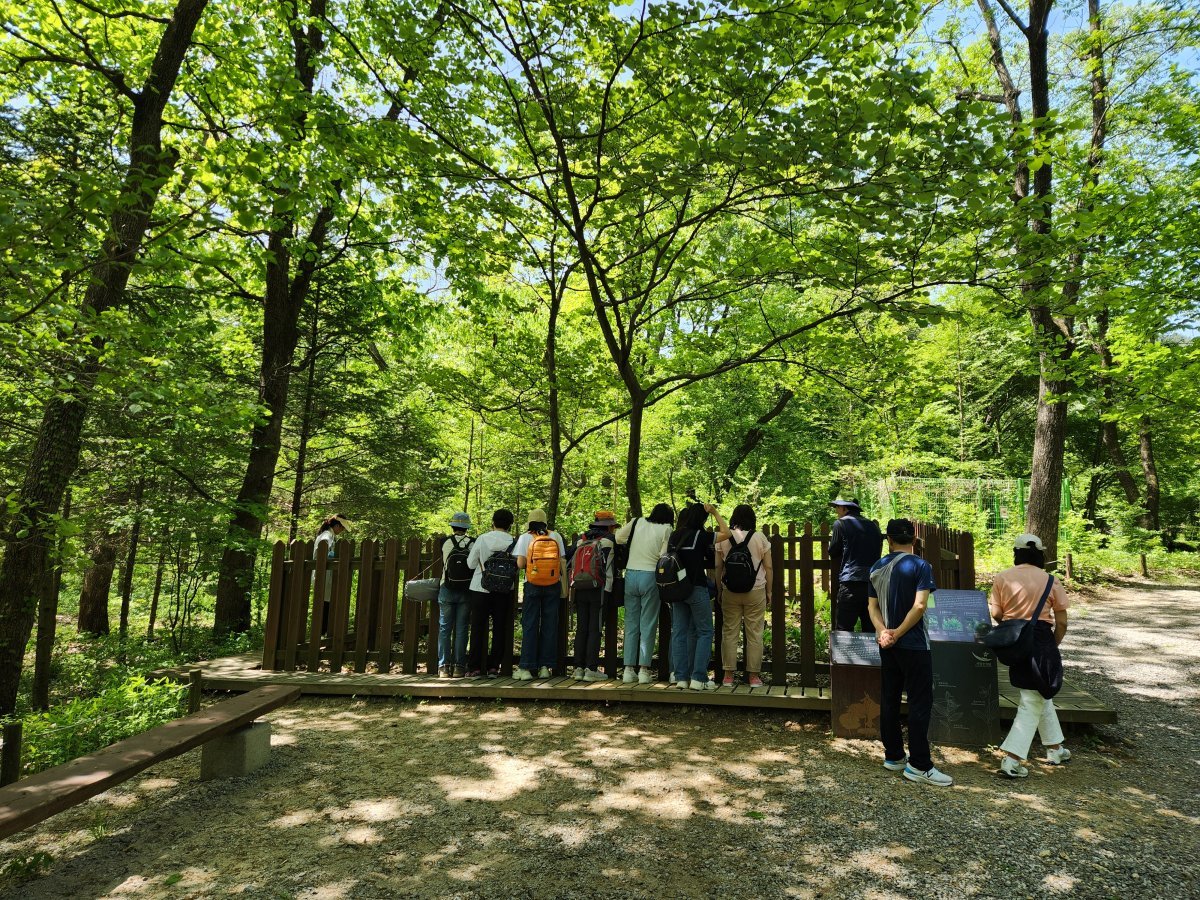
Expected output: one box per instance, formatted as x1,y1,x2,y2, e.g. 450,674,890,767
830,631,882,739
926,590,1002,746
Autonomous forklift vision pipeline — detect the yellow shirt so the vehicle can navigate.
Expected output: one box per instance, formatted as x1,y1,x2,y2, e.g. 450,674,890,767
989,564,1068,624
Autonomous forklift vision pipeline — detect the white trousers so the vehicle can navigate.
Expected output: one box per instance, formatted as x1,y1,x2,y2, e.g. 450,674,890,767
1000,688,1065,760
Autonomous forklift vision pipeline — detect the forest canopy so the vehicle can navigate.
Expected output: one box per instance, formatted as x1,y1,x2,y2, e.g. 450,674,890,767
1,0,1198,712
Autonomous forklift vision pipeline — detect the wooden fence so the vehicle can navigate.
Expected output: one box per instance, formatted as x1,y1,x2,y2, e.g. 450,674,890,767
261,522,975,687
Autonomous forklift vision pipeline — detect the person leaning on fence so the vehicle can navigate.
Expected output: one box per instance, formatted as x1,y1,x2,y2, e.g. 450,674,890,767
669,502,731,691
714,504,772,688
312,514,351,636
990,533,1072,779
465,508,517,678
438,512,474,678
868,518,953,787
614,503,674,683
829,498,883,633
514,508,568,681
568,510,617,682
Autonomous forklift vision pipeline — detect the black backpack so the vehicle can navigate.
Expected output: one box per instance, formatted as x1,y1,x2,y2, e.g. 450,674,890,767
656,530,699,604
444,534,475,587
721,531,760,593
481,537,518,594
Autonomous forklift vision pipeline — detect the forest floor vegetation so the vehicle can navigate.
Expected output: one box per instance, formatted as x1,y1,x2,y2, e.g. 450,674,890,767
1,580,1197,899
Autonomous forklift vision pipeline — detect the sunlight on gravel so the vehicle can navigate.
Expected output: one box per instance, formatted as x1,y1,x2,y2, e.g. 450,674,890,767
0,580,1197,899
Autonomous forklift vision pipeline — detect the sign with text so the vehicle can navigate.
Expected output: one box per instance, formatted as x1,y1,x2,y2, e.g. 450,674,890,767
925,590,991,644
929,643,1002,746
830,631,881,739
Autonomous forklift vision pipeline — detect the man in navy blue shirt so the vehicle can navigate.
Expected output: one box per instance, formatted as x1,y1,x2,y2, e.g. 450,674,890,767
828,498,882,632
868,518,953,787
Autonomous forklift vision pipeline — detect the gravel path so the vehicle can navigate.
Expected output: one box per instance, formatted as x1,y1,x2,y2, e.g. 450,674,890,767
2,579,1197,899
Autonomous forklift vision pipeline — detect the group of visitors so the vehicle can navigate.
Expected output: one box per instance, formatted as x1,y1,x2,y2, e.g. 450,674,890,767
317,497,1073,787
429,500,772,690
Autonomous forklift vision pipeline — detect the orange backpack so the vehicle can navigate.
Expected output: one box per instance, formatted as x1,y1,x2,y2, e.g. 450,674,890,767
526,532,561,586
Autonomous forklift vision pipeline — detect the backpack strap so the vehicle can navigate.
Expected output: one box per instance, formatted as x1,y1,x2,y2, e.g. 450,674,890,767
1029,574,1054,624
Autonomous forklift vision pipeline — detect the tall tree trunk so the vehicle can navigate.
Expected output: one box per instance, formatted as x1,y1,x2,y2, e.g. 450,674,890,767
1138,416,1161,532
625,394,646,517
545,270,565,524
212,0,334,637
32,491,70,710
721,388,794,494
118,478,145,638
289,313,320,543
147,538,167,640
0,0,209,714
78,533,121,636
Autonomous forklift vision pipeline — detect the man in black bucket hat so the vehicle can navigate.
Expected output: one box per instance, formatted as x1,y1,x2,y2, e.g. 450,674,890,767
828,497,882,632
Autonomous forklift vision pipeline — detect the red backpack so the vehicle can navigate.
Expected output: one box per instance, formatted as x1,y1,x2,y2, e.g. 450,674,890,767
570,537,606,590
525,532,562,586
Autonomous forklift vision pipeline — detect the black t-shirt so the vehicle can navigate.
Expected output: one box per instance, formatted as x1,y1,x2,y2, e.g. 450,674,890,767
670,528,713,588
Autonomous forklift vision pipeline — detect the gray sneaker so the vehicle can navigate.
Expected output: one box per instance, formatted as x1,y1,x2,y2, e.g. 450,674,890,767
538,666,551,678
513,668,533,681
583,669,607,682
903,765,954,787
1045,746,1071,765
1000,756,1029,778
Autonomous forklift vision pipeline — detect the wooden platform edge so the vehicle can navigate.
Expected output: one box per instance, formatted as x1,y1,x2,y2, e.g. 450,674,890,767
193,669,1117,725
0,684,300,842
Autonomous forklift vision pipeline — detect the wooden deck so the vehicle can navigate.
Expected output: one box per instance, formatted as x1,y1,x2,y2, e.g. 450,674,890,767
186,653,1117,724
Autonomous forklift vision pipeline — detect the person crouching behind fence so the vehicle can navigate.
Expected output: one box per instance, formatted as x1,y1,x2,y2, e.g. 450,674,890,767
514,508,567,680
868,518,953,787
465,508,517,677
438,512,474,678
991,533,1071,778
569,510,617,682
313,514,350,636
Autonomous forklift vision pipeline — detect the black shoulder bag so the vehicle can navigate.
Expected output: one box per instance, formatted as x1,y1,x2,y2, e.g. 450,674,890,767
982,574,1054,667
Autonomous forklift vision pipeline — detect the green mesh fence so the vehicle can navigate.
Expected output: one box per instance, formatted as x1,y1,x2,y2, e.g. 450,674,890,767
847,477,1071,536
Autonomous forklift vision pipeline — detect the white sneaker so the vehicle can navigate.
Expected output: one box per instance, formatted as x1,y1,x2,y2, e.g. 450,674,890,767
903,765,954,787
622,668,638,683
571,668,586,680
675,678,688,689
513,668,533,681
638,668,653,684
882,755,908,772
583,669,607,682
689,679,718,691
538,666,551,679
1000,756,1029,778
1045,746,1071,765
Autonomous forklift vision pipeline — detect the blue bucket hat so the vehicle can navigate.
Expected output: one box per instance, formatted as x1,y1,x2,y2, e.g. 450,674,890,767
449,511,472,530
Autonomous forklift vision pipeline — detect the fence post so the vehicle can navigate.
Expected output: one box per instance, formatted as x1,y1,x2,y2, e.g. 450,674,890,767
1140,553,1149,578
307,541,331,673
800,521,815,688
402,538,422,674
188,669,203,714
375,539,401,673
959,531,976,589
924,526,944,589
769,530,786,686
1,721,22,786
1064,552,1073,582
261,541,287,671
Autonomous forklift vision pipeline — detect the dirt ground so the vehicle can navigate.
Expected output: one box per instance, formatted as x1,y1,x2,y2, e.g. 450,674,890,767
2,580,1198,900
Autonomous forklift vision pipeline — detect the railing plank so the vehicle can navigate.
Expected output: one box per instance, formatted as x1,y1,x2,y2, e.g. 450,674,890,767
329,540,354,673
375,539,401,673
282,541,309,672
800,522,815,688
262,541,287,671
353,539,377,673
770,530,786,686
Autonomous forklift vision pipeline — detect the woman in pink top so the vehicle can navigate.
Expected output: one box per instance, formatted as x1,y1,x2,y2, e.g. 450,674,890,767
714,504,773,687
989,533,1071,778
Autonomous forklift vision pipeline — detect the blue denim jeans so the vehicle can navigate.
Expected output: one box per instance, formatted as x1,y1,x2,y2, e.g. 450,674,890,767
438,584,470,670
622,569,662,668
519,582,561,671
670,585,714,683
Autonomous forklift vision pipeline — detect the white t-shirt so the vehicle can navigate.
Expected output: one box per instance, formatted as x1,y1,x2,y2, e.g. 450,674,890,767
614,518,672,572
313,528,338,559
466,529,518,593
714,528,771,591
513,530,567,561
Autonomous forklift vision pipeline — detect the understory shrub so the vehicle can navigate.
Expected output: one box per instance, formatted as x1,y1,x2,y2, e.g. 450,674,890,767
14,676,187,776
